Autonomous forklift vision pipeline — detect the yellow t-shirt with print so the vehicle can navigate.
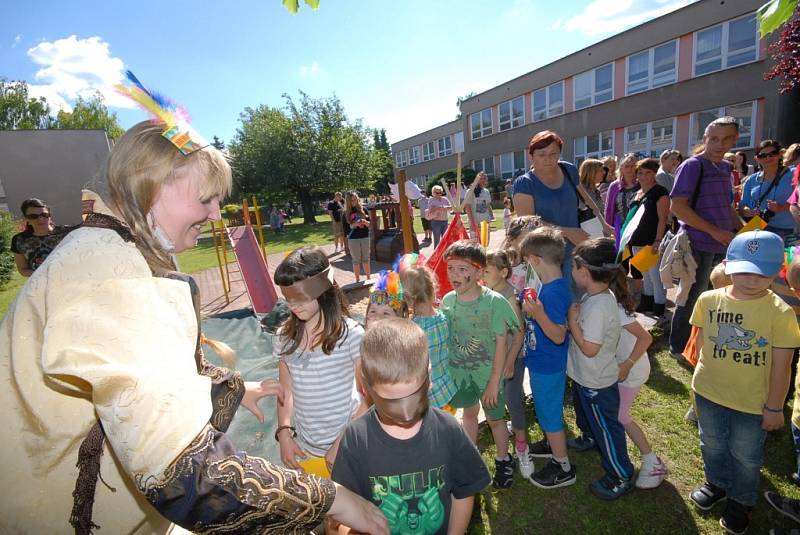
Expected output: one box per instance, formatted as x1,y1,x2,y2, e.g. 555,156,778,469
691,287,800,415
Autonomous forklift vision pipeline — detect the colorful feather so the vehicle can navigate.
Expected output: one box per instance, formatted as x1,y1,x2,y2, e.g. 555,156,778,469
370,269,405,312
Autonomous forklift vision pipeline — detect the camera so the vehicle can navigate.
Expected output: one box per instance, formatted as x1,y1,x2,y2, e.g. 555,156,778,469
759,209,775,222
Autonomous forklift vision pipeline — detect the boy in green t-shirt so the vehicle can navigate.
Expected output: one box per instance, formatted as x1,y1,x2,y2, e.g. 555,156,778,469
688,230,800,534
440,240,519,489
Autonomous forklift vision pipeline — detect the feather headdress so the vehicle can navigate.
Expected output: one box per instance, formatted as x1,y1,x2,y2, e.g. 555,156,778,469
116,70,208,155
370,270,405,311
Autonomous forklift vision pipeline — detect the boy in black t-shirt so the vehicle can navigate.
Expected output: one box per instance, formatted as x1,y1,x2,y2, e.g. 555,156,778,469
331,318,490,535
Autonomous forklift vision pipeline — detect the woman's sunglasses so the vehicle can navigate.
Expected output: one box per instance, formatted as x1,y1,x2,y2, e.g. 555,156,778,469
25,212,51,220
756,150,780,159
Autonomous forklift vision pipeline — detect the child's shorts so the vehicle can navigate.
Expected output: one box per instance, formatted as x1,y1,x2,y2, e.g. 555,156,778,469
299,456,331,478
530,371,567,433
450,379,507,421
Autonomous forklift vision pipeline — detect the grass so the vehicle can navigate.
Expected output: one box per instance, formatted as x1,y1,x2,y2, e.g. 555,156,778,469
0,272,26,318
469,331,800,534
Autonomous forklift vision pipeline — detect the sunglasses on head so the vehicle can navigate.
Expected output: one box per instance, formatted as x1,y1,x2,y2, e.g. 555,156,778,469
25,212,51,220
756,150,780,159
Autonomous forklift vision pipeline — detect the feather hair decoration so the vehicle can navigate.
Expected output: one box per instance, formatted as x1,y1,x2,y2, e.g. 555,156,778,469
394,253,426,273
115,70,208,155
370,270,405,311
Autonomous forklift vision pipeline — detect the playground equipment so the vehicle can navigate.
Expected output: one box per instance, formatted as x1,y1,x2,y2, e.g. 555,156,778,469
211,196,279,315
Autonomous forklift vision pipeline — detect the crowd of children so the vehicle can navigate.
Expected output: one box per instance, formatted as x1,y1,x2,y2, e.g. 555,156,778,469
270,218,800,534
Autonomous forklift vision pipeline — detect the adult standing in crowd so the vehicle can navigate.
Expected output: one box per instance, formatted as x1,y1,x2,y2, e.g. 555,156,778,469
427,184,451,248
11,198,71,277
0,121,387,534
668,116,743,355
604,153,641,248
578,158,607,214
463,171,494,245
417,190,432,243
739,140,795,240
345,192,371,283
512,130,604,281
327,191,346,254
656,149,681,193
600,155,618,205
628,158,670,317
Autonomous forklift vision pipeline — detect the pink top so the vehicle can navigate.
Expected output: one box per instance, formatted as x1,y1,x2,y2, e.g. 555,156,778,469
427,196,452,221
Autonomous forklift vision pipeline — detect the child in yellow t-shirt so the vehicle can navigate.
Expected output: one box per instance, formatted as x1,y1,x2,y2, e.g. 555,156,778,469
688,231,800,534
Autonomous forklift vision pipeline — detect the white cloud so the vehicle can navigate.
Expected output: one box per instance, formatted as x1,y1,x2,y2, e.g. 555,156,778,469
11,35,21,48
300,62,320,76
553,0,697,36
25,35,131,112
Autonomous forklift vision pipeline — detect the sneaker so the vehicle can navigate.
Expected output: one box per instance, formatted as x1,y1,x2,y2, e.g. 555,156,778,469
636,456,668,489
493,456,515,489
589,473,634,500
530,459,577,489
690,482,726,511
720,499,752,535
765,491,800,524
528,438,553,458
685,405,698,423
516,445,534,480
567,435,596,452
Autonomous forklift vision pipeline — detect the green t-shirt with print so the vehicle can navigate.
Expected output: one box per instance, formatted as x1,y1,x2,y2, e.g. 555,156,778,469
441,286,519,394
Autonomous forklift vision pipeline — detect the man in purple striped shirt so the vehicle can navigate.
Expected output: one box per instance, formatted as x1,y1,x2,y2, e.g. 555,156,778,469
669,117,744,355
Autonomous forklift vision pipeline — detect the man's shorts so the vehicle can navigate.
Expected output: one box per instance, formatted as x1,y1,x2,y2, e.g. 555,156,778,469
331,219,343,237
421,217,431,231
450,378,507,421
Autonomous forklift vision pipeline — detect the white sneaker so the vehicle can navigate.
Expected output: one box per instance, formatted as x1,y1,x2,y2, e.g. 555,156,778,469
636,456,668,489
516,445,534,480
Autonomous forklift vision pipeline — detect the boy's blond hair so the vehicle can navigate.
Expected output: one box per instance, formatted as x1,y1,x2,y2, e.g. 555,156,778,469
361,318,429,385
710,263,732,289
519,226,565,266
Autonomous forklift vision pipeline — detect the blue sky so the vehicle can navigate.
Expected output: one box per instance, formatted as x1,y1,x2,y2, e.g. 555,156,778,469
1,0,695,145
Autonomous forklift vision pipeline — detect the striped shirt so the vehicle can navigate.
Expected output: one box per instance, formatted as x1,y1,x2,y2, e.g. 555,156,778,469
280,318,363,457
414,311,458,408
671,156,734,254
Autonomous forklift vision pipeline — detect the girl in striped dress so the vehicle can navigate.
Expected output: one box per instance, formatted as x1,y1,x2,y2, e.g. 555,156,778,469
274,247,365,478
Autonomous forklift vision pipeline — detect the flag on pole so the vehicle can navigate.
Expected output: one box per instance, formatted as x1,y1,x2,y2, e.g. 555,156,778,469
424,215,469,299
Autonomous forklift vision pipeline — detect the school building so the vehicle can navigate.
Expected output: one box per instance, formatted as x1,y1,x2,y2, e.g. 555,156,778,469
391,0,799,188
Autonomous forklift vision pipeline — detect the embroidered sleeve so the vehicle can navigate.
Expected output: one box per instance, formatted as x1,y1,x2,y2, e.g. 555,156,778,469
137,424,336,534
199,352,245,432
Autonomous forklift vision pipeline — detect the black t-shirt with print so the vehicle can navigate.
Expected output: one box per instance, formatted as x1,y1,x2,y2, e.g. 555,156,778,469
629,185,669,246
11,225,74,271
331,407,490,535
327,200,343,222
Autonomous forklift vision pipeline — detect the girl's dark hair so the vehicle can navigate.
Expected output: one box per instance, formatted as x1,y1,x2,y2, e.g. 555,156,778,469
758,139,786,179
20,198,49,231
274,247,350,355
734,151,748,175
486,250,513,278
573,237,633,313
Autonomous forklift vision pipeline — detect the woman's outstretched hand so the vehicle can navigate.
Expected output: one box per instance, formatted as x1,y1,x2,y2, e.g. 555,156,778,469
242,379,284,424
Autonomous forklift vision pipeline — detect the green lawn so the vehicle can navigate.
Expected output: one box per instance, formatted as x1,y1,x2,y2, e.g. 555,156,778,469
470,331,800,534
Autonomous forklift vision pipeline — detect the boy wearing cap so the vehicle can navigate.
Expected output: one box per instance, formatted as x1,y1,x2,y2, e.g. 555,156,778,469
331,318,490,535
689,230,800,534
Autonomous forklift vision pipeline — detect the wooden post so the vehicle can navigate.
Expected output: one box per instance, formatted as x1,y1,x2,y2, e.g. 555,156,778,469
251,195,267,260
242,198,251,226
397,170,413,254
455,152,463,213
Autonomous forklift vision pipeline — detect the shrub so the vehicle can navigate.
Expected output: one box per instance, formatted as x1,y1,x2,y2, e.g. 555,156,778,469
0,212,19,289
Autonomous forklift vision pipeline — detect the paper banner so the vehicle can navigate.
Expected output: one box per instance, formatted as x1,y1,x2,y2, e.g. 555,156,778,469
630,246,660,273
737,215,768,234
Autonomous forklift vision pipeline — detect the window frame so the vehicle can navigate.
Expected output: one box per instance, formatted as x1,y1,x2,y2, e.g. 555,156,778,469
692,13,758,77
688,100,757,151
409,145,420,165
437,136,453,158
498,96,525,131
625,39,679,96
472,156,496,178
500,150,526,179
470,108,493,140
394,150,408,168
422,141,436,162
573,130,615,166
573,63,614,111
532,81,565,122
623,117,677,157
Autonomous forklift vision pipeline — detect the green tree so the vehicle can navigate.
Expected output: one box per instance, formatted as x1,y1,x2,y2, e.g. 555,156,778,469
372,128,394,194
0,211,17,289
229,93,380,224
211,136,226,151
0,79,54,130
55,92,124,141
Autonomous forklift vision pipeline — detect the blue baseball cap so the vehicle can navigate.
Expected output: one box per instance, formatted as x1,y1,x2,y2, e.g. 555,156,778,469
724,230,785,277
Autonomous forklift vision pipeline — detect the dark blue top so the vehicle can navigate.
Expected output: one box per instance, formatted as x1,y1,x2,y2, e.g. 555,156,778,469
512,161,580,229
523,278,571,374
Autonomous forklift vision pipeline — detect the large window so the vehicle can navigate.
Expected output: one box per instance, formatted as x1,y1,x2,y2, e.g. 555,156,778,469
532,81,564,122
627,40,677,95
437,136,453,157
624,118,676,157
412,175,428,188
574,63,613,110
394,150,408,168
499,96,524,131
423,141,435,162
409,145,420,165
500,151,526,179
689,101,756,150
470,108,493,139
694,14,757,76
573,131,614,166
472,157,496,178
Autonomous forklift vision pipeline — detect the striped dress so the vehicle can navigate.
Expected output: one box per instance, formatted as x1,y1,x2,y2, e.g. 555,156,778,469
280,318,364,457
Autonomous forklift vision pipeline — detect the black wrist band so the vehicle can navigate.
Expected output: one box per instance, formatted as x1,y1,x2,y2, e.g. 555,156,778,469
274,425,297,442
763,404,783,414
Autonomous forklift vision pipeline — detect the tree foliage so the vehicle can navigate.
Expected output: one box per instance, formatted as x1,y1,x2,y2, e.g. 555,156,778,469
55,92,124,140
763,5,800,93
211,136,226,150
0,80,54,129
228,93,382,224
0,211,18,289
282,0,319,14
758,0,798,36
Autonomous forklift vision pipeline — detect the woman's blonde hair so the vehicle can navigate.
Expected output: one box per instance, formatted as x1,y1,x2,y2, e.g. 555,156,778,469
432,185,444,195
784,143,800,166
106,121,231,273
579,158,604,190
617,154,638,181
